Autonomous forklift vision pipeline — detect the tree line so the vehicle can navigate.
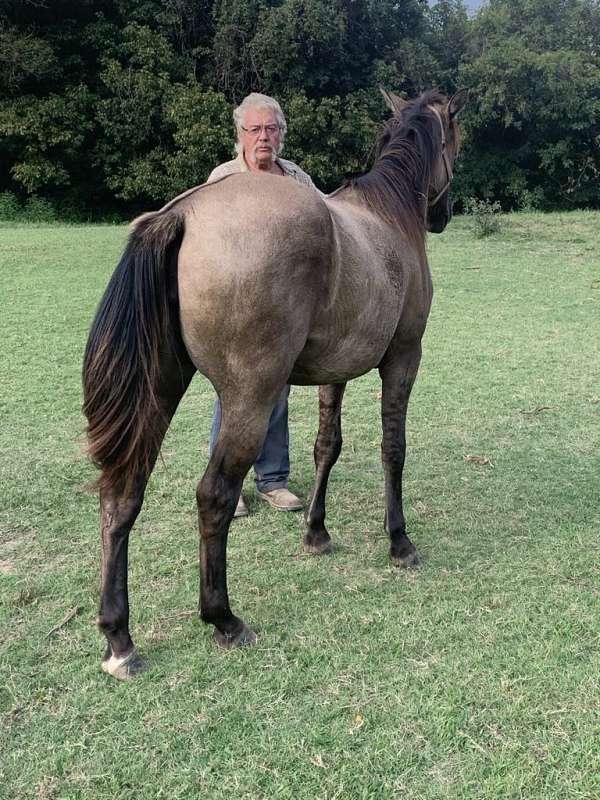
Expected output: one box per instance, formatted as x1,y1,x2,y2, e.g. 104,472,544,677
1,0,599,219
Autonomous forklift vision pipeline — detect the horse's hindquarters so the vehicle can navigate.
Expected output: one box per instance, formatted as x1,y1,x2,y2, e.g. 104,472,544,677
176,174,332,395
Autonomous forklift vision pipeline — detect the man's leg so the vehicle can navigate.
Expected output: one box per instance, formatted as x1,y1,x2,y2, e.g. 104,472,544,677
211,389,301,512
255,386,302,511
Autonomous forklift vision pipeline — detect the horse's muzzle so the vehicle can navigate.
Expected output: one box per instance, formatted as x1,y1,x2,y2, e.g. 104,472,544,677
427,197,452,233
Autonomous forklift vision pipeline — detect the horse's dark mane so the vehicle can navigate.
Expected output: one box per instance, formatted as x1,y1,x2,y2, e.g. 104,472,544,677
347,90,447,239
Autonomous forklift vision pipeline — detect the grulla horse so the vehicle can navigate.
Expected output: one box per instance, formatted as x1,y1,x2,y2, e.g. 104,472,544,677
83,89,467,679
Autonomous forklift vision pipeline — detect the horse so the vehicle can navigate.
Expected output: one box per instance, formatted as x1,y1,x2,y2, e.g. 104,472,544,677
83,88,468,680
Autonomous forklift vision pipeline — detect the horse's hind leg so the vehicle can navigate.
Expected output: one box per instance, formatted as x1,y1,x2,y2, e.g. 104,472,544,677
304,383,346,554
98,481,149,679
196,395,280,648
98,348,195,680
379,344,422,568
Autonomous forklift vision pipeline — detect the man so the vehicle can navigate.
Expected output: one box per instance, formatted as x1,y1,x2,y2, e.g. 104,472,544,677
206,92,318,518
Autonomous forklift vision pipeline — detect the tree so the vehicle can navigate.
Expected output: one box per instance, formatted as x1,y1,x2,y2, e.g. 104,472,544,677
1,0,599,215
283,89,381,191
459,0,600,207
211,0,264,99
424,0,470,90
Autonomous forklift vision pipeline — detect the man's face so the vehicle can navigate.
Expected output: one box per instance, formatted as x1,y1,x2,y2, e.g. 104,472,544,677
240,108,282,167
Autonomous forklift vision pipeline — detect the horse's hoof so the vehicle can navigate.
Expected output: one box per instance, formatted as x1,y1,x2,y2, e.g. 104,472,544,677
303,534,333,555
213,623,257,651
390,547,421,569
101,647,148,680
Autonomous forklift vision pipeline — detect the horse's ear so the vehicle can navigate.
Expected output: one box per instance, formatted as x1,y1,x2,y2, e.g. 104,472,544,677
448,89,469,119
380,87,410,115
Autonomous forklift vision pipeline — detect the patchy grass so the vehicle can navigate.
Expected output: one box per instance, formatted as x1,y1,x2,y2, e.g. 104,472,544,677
1,212,599,799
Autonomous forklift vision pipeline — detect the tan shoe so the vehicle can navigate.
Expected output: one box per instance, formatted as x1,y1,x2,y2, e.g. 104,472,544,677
256,488,303,512
233,495,249,518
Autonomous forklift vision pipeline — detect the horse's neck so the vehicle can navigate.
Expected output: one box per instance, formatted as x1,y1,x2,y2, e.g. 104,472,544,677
328,186,425,254
324,194,425,299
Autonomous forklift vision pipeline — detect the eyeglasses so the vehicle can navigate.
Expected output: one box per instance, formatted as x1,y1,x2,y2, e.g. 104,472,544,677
241,124,281,136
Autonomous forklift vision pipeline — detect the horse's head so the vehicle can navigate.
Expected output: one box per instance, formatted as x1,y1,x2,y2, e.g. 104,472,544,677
380,89,468,234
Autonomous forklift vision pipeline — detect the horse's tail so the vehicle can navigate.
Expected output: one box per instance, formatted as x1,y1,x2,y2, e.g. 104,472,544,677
82,210,185,494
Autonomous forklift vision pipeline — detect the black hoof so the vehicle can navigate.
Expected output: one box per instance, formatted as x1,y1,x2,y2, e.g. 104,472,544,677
303,535,333,555
213,622,257,650
390,543,420,569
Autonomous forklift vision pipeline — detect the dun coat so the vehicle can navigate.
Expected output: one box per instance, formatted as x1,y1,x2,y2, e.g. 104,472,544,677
82,89,468,680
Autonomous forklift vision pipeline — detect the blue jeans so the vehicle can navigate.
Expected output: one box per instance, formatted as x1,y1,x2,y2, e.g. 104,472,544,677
209,386,291,492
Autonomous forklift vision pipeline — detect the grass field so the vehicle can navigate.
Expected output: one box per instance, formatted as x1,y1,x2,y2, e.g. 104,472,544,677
1,211,599,799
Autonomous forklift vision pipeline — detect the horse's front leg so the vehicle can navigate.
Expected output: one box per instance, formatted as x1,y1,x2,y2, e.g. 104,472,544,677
304,383,346,554
379,344,422,567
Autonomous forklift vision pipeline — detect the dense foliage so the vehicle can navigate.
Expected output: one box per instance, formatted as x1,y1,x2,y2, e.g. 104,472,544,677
1,0,598,218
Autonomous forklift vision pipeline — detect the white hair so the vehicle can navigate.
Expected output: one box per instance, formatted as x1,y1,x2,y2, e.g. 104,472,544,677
233,92,287,155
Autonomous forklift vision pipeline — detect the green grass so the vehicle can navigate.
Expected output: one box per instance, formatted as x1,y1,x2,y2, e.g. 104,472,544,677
1,212,599,799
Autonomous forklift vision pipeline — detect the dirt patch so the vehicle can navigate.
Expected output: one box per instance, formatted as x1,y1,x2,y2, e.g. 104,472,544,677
0,523,36,559
0,522,36,542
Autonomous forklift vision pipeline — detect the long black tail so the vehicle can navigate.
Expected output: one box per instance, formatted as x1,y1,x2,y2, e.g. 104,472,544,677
82,211,185,493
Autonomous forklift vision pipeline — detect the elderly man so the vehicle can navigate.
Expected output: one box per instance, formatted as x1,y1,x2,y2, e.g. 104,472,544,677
206,92,318,518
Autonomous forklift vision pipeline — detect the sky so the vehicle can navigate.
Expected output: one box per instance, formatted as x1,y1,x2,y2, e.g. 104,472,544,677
464,0,484,11
429,0,485,12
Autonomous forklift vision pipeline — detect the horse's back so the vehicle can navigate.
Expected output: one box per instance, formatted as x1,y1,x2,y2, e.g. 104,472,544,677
183,173,327,256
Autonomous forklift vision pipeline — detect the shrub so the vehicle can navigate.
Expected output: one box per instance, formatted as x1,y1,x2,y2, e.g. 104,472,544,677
517,188,544,213
464,196,503,237
23,196,57,222
0,192,22,221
